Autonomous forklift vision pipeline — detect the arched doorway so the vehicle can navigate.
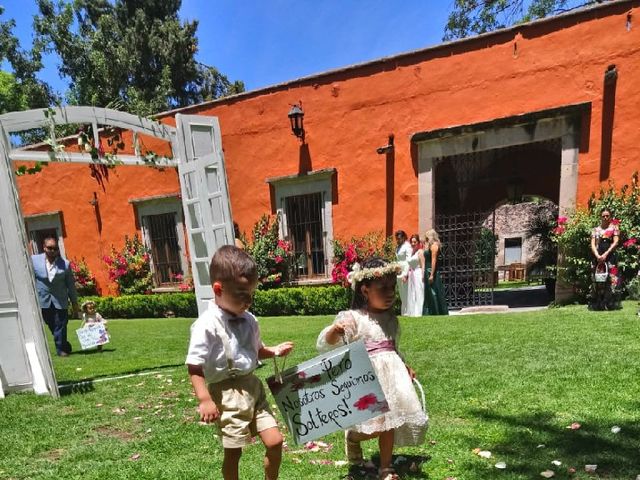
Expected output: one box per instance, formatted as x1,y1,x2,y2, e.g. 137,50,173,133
414,104,587,308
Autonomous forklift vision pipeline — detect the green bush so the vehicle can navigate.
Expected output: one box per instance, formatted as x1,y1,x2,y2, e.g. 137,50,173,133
626,276,640,301
252,285,352,316
74,293,198,319
554,173,640,302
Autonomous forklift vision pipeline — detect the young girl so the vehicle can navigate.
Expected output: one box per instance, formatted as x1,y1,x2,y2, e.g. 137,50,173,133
80,300,108,351
317,258,428,480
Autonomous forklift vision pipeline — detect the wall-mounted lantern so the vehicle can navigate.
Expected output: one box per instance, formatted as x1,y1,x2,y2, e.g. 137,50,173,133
288,104,305,141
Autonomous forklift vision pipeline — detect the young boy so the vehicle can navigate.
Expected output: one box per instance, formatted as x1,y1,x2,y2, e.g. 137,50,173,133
186,245,293,480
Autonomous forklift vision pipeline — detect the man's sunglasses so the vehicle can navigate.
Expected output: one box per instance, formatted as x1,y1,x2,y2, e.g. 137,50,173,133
44,246,59,251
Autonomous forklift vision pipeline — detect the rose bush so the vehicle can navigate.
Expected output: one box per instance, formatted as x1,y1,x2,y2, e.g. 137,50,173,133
245,214,294,288
331,232,395,286
70,258,98,296
103,234,153,295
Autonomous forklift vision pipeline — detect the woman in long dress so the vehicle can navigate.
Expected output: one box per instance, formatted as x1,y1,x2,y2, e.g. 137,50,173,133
406,234,425,316
395,230,412,315
423,229,449,315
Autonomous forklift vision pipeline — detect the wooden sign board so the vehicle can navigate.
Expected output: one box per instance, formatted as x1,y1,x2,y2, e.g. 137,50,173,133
267,340,388,444
76,324,109,350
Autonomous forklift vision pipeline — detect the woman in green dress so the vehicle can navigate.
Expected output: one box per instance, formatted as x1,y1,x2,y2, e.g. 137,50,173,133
423,229,449,315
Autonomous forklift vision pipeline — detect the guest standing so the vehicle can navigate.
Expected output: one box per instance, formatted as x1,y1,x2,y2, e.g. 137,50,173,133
423,229,448,316
32,236,79,356
395,230,412,315
405,234,425,316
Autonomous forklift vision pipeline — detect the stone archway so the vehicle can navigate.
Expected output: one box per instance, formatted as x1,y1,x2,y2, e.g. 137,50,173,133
413,103,590,306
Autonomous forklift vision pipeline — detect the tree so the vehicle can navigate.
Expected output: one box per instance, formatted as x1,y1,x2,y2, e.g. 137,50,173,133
0,6,53,113
33,0,244,116
443,0,598,41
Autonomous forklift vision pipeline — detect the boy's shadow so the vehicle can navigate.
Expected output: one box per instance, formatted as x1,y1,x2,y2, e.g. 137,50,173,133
343,454,430,479
73,347,116,356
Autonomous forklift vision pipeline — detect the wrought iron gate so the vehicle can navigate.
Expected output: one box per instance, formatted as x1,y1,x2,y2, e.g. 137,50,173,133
435,211,496,309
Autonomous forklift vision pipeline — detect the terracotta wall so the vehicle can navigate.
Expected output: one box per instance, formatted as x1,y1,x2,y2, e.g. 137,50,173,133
14,1,640,292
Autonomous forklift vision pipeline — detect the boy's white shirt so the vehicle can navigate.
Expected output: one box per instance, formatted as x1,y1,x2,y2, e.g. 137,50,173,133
185,300,264,384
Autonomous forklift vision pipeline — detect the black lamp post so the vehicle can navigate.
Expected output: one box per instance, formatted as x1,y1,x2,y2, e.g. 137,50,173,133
288,104,305,140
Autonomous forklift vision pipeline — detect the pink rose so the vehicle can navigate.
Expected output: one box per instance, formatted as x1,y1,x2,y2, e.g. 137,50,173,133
623,238,637,248
557,216,568,225
611,218,620,225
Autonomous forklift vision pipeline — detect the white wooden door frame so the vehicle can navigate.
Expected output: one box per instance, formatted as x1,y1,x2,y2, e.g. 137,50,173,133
0,106,233,397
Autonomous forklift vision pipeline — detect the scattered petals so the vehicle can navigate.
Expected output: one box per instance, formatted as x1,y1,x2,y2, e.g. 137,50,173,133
611,426,621,434
584,465,597,473
130,453,141,461
447,458,455,464
75,367,82,371
537,444,546,448
429,439,437,445
95,403,103,408
568,467,576,474
540,470,555,478
552,460,562,466
495,461,506,469
334,460,348,467
478,450,492,459
291,458,302,464
112,407,126,415
145,428,152,433
567,422,581,430
472,448,481,455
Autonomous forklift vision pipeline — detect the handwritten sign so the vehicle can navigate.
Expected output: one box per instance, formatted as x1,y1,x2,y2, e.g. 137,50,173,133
267,340,387,444
76,324,109,350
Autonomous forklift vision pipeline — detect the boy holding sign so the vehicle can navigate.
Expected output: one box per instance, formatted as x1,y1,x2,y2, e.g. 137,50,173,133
317,258,428,480
186,246,293,480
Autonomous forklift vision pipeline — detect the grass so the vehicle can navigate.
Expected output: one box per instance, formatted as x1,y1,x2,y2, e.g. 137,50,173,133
1,303,639,479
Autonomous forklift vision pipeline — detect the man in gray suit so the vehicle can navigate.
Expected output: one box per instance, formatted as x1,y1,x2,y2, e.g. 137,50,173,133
32,236,79,357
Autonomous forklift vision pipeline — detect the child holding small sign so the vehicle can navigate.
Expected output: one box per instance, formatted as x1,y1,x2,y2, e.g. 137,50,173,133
186,245,294,480
317,258,428,480
80,300,108,351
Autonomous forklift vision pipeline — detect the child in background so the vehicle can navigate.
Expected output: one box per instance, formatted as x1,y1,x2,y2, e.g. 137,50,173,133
186,245,294,480
317,257,428,480
80,300,108,351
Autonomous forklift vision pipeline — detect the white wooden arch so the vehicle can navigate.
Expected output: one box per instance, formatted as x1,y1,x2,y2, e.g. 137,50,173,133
0,106,234,398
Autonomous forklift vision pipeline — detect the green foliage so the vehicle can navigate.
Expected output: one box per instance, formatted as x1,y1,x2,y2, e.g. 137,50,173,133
524,200,558,276
474,227,497,267
443,0,596,41
70,257,98,296
554,173,640,301
103,234,153,295
0,8,53,114
252,285,351,316
74,292,197,319
33,0,244,116
245,214,294,288
626,276,640,301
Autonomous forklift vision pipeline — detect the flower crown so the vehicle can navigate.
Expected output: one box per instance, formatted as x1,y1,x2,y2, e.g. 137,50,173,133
346,262,408,290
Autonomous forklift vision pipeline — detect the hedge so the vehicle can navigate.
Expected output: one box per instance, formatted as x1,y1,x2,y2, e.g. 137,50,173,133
74,285,354,319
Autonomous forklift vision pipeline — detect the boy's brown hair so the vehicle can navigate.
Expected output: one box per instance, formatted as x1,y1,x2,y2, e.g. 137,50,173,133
209,245,258,284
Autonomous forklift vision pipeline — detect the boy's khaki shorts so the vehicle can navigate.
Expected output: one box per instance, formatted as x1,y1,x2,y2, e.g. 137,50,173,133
208,373,278,448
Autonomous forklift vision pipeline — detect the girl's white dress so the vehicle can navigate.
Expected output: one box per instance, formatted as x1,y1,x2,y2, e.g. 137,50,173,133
396,241,413,315
406,250,424,317
317,309,428,446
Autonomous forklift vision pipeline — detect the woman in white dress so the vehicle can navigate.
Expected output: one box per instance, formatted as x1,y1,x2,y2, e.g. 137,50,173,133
394,230,412,315
405,234,425,316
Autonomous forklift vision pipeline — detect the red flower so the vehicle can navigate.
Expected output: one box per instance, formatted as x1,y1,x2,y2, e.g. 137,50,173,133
553,226,565,235
353,393,378,411
611,218,621,225
609,266,618,276
623,238,637,248
274,255,283,264
557,216,568,225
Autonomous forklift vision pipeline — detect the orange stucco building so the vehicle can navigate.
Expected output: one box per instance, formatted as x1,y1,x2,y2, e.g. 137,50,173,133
15,1,640,294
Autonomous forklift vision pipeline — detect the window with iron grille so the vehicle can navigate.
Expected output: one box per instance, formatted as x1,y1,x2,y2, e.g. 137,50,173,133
143,213,183,285
285,193,325,277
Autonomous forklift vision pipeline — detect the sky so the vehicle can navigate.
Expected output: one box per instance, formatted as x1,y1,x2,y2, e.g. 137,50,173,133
2,0,452,97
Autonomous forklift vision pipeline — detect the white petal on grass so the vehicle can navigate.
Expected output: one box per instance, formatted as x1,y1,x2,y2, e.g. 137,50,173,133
611,426,621,434
495,462,506,469
551,460,562,466
478,450,492,458
540,470,555,478
585,465,598,473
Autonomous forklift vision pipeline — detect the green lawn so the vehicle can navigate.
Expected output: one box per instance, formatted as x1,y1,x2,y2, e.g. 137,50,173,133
1,304,639,479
